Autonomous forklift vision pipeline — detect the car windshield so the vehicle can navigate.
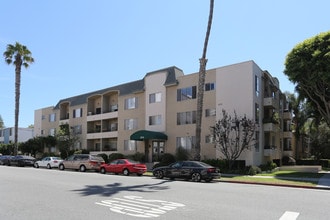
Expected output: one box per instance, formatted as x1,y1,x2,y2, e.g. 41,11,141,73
91,155,105,162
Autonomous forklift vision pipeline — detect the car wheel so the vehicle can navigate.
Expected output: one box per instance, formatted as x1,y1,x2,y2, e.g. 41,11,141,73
154,170,164,179
137,173,143,176
123,169,129,176
59,164,65,170
80,165,86,172
34,163,39,168
100,167,106,174
191,172,201,182
47,164,51,169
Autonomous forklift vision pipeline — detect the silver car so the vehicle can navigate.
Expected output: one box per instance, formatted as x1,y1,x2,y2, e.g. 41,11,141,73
34,157,63,169
59,154,105,172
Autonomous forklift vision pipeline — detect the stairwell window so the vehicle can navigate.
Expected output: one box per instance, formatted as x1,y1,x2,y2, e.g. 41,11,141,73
149,92,161,103
149,115,162,125
177,86,196,101
49,113,56,122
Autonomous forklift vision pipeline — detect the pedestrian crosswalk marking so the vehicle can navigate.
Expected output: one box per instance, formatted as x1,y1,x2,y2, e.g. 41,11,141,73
279,211,300,220
96,196,185,218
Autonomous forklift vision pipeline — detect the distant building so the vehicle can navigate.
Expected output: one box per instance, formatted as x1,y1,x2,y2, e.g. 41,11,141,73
34,60,293,166
0,127,34,144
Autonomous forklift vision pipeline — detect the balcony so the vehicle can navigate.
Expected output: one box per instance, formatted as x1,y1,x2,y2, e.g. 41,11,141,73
87,111,118,121
283,111,292,120
283,131,293,139
86,131,118,139
263,123,277,132
264,145,276,156
263,97,276,108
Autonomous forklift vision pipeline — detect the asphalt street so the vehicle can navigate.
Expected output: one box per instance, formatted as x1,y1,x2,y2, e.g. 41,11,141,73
1,166,330,220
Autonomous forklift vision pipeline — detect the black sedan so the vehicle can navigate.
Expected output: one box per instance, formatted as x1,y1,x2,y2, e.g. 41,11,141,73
152,161,220,182
9,155,36,167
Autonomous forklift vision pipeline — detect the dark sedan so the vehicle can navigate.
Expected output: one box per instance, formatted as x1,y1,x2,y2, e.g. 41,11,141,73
153,161,220,182
0,155,14,165
9,155,36,167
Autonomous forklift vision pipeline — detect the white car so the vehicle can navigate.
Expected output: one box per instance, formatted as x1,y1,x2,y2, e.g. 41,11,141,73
34,157,63,169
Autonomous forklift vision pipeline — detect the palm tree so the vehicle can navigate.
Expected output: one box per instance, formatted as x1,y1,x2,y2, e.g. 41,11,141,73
194,0,214,160
3,42,34,155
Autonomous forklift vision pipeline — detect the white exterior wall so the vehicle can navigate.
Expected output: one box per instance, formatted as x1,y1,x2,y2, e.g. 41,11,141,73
215,61,263,166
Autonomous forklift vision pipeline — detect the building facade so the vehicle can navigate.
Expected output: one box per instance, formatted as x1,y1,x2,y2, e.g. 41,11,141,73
0,127,34,145
34,60,293,166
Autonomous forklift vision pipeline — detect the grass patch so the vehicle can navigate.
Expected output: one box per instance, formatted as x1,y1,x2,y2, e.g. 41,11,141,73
257,170,324,179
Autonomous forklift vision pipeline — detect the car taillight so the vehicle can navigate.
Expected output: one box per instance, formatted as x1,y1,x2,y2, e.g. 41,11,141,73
207,168,215,173
54,161,58,163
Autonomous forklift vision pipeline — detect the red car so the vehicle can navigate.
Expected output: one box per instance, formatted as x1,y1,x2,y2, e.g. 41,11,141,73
99,159,147,176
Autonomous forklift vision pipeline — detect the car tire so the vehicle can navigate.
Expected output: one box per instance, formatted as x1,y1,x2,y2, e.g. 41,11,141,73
100,167,106,174
154,170,164,179
34,163,39,168
47,164,51,169
59,164,65,170
80,165,86,172
123,168,129,176
191,172,201,182
137,173,143,176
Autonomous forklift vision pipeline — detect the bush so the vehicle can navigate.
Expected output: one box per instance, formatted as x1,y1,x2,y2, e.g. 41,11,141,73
152,153,176,169
127,152,146,163
97,153,109,163
109,153,125,162
246,166,261,175
260,161,277,172
175,147,190,161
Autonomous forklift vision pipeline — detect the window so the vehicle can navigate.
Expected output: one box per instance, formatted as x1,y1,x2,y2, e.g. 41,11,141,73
177,111,196,125
255,75,260,97
255,131,259,152
124,140,137,151
177,86,196,101
149,115,162,125
73,125,82,134
124,119,138,130
125,97,138,109
49,113,56,122
176,136,195,150
205,108,216,117
73,108,82,118
205,135,214,143
149,92,161,103
255,103,259,124
205,82,215,91
49,128,56,136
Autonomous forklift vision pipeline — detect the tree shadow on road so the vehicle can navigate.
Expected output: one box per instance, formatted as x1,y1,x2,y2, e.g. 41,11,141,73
72,180,171,197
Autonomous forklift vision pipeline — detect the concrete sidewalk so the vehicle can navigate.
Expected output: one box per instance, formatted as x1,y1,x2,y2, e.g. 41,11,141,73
316,172,330,188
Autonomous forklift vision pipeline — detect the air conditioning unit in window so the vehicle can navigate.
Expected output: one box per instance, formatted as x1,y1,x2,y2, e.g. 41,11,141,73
111,105,118,112
110,123,118,131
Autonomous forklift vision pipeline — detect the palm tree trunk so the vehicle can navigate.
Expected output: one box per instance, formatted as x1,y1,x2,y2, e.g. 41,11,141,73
194,0,214,160
14,62,22,155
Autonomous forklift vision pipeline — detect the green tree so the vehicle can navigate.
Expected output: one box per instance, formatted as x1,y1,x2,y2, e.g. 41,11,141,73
284,31,330,126
0,115,4,128
56,124,80,158
3,42,34,155
195,0,214,160
211,110,256,170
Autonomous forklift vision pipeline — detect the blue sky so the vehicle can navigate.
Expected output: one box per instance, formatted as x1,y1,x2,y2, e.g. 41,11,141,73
1,0,329,128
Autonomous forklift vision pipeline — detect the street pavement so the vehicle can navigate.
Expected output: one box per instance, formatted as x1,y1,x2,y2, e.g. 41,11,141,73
316,171,330,188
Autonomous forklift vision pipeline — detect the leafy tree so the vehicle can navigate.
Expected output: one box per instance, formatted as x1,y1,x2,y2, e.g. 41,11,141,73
20,137,45,156
211,110,256,169
56,124,80,158
3,42,34,155
0,115,4,128
284,31,330,126
195,0,214,160
306,120,330,160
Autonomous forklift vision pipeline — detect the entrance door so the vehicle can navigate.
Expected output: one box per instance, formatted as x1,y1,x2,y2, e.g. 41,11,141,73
152,141,165,162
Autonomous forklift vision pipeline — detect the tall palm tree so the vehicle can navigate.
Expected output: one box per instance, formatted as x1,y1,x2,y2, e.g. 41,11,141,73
3,42,34,155
194,0,214,160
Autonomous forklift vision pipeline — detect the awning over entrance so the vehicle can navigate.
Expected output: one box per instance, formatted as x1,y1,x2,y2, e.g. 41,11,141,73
130,130,168,141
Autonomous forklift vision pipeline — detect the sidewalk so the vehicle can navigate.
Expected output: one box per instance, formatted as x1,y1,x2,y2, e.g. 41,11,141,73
316,171,330,188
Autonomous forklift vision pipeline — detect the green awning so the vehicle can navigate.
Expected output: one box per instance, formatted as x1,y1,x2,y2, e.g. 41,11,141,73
130,130,168,141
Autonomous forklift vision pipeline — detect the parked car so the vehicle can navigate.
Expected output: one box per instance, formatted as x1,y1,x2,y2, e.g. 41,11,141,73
59,154,105,172
152,161,220,182
9,155,36,167
99,158,147,176
34,157,63,169
0,155,14,165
